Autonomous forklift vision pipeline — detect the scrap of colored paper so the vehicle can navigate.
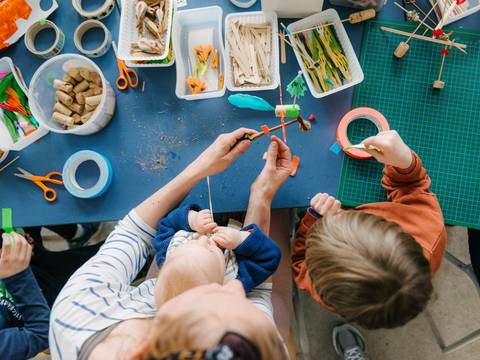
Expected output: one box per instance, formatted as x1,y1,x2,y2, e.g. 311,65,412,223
330,142,341,154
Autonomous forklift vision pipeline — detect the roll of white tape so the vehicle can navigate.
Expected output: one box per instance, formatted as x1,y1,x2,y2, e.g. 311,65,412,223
63,150,113,199
72,0,116,20
74,20,112,58
24,20,65,59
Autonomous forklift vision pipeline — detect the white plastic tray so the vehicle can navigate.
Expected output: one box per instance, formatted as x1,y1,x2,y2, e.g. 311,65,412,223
117,0,174,63
430,0,480,26
287,9,364,99
0,57,48,151
173,6,226,100
225,11,279,92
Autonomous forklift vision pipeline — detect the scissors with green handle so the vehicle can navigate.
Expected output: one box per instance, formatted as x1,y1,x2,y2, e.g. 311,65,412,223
14,167,64,202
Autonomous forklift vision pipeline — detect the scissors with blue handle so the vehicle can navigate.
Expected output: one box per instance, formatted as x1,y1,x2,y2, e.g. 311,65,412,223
112,41,139,91
14,167,64,202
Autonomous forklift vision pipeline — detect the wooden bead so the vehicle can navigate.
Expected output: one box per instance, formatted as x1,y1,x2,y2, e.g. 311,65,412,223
394,42,409,58
433,80,445,89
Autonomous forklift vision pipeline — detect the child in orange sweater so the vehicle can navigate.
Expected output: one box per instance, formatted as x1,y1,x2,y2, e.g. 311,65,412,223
292,130,446,332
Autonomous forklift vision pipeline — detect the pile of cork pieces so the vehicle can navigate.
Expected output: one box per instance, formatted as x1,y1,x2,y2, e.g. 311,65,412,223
132,0,170,55
227,20,272,87
52,68,103,129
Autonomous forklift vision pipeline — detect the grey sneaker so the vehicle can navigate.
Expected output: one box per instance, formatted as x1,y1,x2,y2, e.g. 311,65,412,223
332,323,368,360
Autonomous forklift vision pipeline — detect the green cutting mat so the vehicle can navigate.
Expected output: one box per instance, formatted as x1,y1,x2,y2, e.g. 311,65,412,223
338,19,480,229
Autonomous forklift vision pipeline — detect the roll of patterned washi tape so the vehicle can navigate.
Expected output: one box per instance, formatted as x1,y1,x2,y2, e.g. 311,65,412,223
72,0,116,20
63,150,113,199
24,20,65,59
336,107,390,159
74,20,112,58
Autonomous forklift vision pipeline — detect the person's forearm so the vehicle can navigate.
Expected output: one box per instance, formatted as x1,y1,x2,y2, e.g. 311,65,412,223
135,163,205,228
244,190,272,235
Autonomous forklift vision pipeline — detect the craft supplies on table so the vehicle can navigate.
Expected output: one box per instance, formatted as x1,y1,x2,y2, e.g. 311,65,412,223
63,150,113,199
28,54,115,135
260,0,324,18
225,11,279,92
335,107,389,159
71,0,116,20
329,0,387,11
113,42,140,90
173,6,226,100
118,0,174,64
74,20,112,58
430,0,480,26
125,43,175,67
24,20,65,59
287,9,364,99
337,19,480,228
0,57,47,151
14,167,63,202
0,0,58,50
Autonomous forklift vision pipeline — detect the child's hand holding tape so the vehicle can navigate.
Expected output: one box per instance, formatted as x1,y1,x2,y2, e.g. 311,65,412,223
361,130,413,169
0,232,33,279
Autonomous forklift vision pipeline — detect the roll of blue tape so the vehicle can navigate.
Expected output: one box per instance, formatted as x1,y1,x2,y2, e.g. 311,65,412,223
63,150,112,199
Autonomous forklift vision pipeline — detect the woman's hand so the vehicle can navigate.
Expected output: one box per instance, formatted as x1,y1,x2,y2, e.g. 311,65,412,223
251,136,292,203
189,128,256,178
0,232,33,279
310,193,342,216
362,130,413,169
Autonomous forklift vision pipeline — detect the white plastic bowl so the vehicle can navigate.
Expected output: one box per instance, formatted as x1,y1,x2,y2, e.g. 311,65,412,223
28,54,115,135
287,9,364,99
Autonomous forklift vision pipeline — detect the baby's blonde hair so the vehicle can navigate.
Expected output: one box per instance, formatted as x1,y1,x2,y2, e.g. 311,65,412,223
306,210,433,329
155,249,224,307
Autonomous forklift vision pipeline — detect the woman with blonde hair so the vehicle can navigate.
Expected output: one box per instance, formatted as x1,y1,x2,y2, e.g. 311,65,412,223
49,128,292,360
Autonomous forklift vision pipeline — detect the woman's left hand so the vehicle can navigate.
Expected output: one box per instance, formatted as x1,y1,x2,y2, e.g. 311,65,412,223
189,128,256,177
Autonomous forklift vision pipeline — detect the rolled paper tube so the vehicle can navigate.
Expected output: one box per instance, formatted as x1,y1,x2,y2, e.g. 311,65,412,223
56,91,73,106
68,68,83,82
275,104,301,118
73,79,90,94
53,79,73,93
52,112,74,126
85,94,102,106
54,102,73,116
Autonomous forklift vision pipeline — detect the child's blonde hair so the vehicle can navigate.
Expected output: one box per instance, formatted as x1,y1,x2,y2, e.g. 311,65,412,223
306,210,433,329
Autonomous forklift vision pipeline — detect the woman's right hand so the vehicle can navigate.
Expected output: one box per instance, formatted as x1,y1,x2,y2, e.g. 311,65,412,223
189,128,256,178
0,232,32,279
251,136,292,202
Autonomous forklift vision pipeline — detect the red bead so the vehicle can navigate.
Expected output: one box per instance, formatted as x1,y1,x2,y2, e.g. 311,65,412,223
432,29,444,37
456,0,466,4
309,114,315,122
441,49,450,55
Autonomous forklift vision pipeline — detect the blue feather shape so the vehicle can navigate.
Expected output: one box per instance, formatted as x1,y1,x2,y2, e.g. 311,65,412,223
228,94,275,111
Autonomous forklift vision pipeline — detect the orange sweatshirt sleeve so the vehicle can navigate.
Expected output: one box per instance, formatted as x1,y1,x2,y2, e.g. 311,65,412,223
291,210,325,305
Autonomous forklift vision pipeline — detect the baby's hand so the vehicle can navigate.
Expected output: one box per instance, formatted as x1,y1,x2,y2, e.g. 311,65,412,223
188,209,217,234
310,193,341,216
212,227,249,250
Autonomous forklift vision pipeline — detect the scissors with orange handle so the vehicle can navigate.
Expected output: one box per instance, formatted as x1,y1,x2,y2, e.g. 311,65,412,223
14,167,64,202
112,41,139,91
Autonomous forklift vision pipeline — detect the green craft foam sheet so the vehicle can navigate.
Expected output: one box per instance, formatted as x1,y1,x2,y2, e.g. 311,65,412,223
338,19,480,229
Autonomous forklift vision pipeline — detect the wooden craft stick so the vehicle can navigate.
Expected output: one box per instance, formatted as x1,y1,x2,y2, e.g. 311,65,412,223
247,116,309,141
380,26,467,49
280,31,287,64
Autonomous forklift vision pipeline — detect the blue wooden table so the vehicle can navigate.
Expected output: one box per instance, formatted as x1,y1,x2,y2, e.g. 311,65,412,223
0,0,478,227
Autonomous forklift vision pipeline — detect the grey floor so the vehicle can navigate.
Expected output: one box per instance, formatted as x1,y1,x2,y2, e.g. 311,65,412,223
294,226,480,360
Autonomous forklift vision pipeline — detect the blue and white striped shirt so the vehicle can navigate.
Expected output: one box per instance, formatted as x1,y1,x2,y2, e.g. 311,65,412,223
49,210,275,360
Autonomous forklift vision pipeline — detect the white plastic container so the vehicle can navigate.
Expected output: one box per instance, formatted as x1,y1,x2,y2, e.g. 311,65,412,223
29,54,115,135
225,11,279,92
125,46,175,67
173,6,226,100
430,0,480,26
287,9,364,99
261,0,324,18
0,57,48,151
117,0,174,63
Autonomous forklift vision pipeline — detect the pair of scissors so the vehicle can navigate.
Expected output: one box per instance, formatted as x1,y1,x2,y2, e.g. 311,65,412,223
112,41,139,91
14,167,64,202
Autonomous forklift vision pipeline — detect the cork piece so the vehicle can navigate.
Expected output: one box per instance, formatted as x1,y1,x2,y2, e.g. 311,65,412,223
394,42,410,59
52,112,74,127
85,103,97,112
67,102,84,114
68,68,83,82
85,95,102,107
433,80,445,89
72,113,82,124
54,102,73,116
81,111,94,123
73,80,90,94
63,74,78,85
53,80,73,93
348,9,376,24
56,91,74,106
